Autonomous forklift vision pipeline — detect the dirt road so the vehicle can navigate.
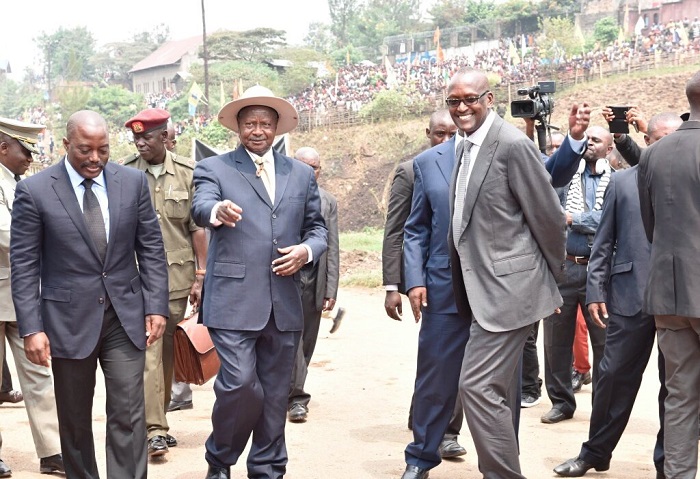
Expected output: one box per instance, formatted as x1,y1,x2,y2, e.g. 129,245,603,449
1,287,676,478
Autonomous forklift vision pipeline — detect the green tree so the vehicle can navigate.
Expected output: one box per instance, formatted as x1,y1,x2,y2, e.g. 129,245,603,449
206,28,287,63
274,48,325,96
593,17,619,46
538,17,585,58
328,0,360,47
86,86,144,127
304,22,336,54
496,0,540,36
0,78,43,119
359,87,430,122
330,45,363,68
429,0,468,29
35,27,97,83
351,0,423,55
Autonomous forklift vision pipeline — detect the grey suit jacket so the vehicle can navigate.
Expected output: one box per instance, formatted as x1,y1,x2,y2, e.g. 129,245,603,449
10,160,170,359
586,166,650,316
638,120,700,316
449,114,566,332
382,160,414,292
310,187,339,311
191,145,328,332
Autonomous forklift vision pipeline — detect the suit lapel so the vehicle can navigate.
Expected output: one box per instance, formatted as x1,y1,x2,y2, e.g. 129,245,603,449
104,163,121,264
436,137,457,186
51,160,103,263
459,117,500,237
272,152,291,212
234,146,273,209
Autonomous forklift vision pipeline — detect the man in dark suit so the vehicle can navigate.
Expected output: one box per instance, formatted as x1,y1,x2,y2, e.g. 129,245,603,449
638,70,700,479
448,68,566,479
192,86,327,479
554,112,682,478
10,110,169,479
399,110,469,478
287,146,339,423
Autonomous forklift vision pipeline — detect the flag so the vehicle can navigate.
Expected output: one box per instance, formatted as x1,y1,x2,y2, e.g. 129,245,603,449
437,44,445,65
384,55,397,88
192,139,221,162
188,81,207,116
623,0,630,34
618,27,625,43
521,34,527,60
508,41,520,65
574,22,585,44
433,26,441,45
634,16,645,36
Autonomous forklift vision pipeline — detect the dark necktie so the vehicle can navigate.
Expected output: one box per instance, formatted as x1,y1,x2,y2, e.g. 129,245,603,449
82,179,107,262
14,174,20,182
452,138,473,246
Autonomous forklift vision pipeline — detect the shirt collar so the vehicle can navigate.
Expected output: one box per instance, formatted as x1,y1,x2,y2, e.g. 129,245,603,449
457,110,496,147
245,147,275,165
65,156,106,189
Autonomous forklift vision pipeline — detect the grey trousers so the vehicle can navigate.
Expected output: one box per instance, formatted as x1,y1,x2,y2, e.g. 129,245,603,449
655,314,700,479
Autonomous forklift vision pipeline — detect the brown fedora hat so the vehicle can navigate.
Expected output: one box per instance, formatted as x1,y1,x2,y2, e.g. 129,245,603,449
218,85,298,135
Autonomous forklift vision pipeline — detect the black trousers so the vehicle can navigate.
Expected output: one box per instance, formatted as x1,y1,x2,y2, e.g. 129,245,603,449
580,311,666,472
543,260,606,416
521,320,542,397
52,307,147,479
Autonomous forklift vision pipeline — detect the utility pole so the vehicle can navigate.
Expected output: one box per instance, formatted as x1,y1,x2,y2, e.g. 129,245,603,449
201,0,210,116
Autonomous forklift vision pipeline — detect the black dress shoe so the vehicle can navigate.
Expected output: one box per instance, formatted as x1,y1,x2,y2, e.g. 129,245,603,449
572,370,592,393
401,464,429,479
440,438,466,458
205,464,230,479
0,459,11,478
553,456,610,477
330,307,345,334
40,453,64,473
167,399,193,412
288,403,308,422
0,390,23,404
147,435,169,456
165,434,177,447
541,408,573,424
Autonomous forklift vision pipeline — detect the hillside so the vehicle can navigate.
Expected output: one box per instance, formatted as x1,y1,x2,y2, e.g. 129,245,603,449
291,68,696,233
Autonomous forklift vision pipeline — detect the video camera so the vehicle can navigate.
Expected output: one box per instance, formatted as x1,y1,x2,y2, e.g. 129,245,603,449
510,81,556,121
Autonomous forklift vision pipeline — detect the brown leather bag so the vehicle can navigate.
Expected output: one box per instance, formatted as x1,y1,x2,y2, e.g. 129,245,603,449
173,312,220,385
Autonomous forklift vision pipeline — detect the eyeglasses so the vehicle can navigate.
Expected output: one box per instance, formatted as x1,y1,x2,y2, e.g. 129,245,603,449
445,91,490,108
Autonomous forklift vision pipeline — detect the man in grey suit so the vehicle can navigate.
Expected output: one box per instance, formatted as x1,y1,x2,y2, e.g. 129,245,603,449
192,86,327,479
638,70,700,479
554,112,682,478
10,110,169,479
287,146,339,423
0,118,63,477
448,68,566,479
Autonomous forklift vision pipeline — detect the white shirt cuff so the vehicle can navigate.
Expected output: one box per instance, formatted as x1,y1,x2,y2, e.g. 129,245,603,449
567,133,587,153
385,284,399,291
209,201,223,227
302,244,313,264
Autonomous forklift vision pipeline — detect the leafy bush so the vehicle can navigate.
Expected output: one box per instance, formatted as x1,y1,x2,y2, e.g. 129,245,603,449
359,87,430,122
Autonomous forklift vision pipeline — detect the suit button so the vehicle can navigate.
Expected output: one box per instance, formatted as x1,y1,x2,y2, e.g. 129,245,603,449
179,260,184,265
157,213,161,220
272,214,277,219
98,298,105,304
155,186,161,192
102,272,107,278
273,239,278,245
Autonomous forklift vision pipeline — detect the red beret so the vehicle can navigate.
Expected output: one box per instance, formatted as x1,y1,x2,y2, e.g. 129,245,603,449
124,108,170,134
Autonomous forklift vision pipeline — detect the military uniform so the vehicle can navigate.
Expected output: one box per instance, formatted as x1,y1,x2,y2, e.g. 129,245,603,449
122,149,201,441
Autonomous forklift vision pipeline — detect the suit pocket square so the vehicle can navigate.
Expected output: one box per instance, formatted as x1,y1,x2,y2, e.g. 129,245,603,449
41,286,71,303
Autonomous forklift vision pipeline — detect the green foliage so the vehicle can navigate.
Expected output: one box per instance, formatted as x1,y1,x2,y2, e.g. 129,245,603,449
55,86,91,124
538,17,585,58
351,0,423,55
35,27,96,82
93,41,159,88
0,78,43,119
178,122,234,152
496,0,540,36
330,45,364,68
429,0,469,29
304,22,335,54
328,0,360,47
274,48,325,96
188,61,280,106
593,17,619,46
86,86,143,127
206,28,287,63
339,227,384,252
359,87,430,122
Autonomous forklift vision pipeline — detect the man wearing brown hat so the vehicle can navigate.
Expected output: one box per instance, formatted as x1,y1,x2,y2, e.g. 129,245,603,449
191,85,327,479
122,108,208,457
0,117,64,477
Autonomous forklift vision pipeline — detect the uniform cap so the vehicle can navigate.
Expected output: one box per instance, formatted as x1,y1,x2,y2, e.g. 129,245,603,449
0,117,45,154
218,85,298,135
124,108,170,134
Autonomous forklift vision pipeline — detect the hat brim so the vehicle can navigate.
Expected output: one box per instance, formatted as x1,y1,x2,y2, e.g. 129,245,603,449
218,96,299,135
18,139,39,154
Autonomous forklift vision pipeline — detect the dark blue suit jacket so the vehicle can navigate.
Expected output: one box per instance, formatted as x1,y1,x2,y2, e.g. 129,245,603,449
586,166,650,316
191,145,328,332
10,160,169,359
403,137,458,315
544,135,586,188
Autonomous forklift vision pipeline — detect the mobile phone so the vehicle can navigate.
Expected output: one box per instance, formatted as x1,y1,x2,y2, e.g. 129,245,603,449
607,106,630,134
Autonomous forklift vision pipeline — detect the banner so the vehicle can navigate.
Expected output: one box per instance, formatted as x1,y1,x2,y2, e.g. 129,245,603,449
188,81,207,116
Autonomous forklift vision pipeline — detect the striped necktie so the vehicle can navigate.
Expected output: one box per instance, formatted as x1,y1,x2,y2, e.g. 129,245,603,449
82,179,107,262
452,138,473,246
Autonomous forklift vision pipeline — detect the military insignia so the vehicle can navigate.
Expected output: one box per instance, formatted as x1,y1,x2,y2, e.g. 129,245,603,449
132,121,145,133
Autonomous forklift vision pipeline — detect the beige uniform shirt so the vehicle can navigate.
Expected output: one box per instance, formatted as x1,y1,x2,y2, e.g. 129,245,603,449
122,151,200,300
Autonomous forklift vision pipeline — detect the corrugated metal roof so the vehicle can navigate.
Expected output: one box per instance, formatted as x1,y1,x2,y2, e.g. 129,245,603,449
129,36,203,73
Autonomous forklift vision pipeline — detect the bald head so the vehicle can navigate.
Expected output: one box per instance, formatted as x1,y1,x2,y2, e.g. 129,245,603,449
685,70,700,118
426,109,457,147
66,110,108,141
446,69,493,135
165,123,177,152
295,146,321,179
645,112,683,145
